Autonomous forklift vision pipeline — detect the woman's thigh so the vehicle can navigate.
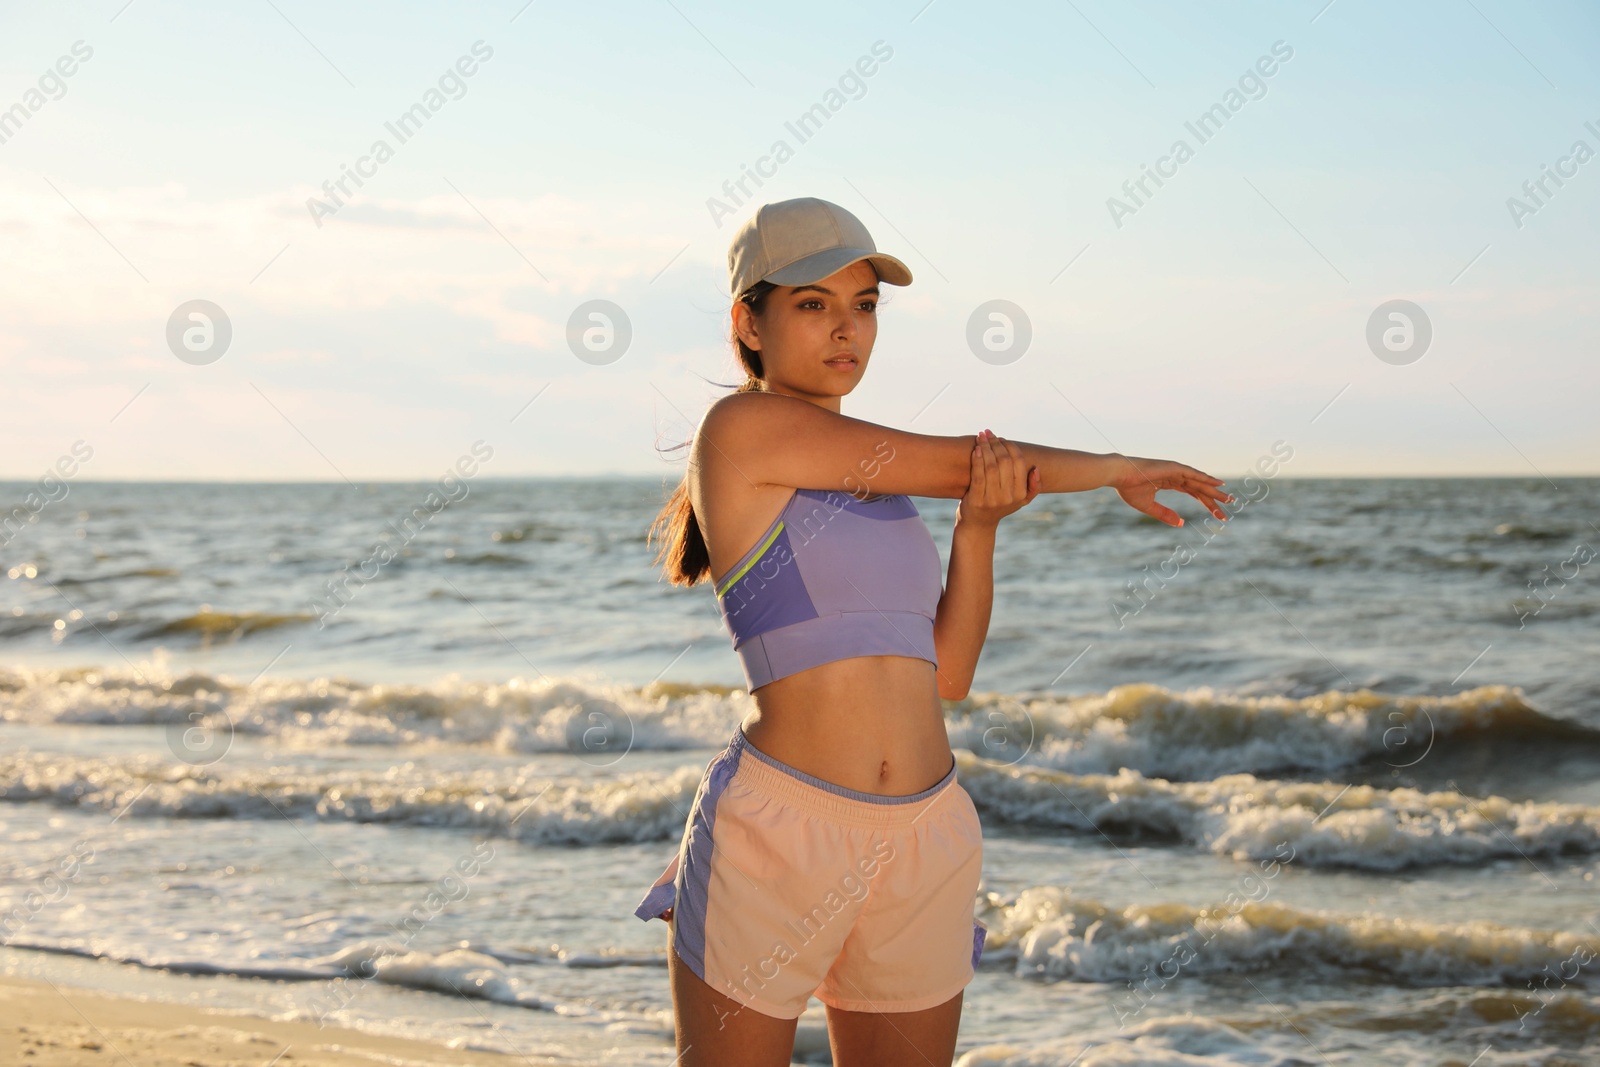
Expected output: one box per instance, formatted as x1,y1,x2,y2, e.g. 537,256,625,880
667,924,798,1067
825,991,964,1067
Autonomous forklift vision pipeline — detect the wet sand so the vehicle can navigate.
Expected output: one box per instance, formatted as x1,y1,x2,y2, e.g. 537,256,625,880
0,973,529,1066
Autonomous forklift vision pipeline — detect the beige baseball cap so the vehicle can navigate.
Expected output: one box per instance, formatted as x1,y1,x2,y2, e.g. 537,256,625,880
728,197,913,298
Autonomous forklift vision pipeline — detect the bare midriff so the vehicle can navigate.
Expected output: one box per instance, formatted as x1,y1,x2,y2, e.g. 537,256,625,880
738,653,953,796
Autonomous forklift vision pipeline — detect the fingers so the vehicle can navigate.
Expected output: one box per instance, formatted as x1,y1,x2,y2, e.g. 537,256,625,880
985,431,1028,504
996,435,1022,502
970,430,1040,516
1149,466,1236,514
1190,491,1226,520
1142,501,1182,526
979,431,1004,502
1142,477,1229,521
979,430,1000,503
1198,485,1234,519
1187,471,1233,499
1001,438,1040,505
1186,479,1234,519
1173,461,1226,487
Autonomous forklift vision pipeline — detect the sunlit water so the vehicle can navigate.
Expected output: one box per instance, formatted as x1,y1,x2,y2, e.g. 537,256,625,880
2,476,1597,1065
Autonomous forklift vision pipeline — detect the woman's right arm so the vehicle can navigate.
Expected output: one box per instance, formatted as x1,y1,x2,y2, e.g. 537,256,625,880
698,392,977,499
698,393,1231,524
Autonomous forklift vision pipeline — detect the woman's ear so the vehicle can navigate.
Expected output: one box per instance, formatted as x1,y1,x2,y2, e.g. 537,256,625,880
732,300,762,351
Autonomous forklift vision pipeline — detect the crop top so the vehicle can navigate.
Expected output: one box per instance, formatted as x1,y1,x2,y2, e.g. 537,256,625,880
711,486,944,692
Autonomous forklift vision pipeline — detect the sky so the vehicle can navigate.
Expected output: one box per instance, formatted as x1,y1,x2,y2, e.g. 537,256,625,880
2,0,1597,482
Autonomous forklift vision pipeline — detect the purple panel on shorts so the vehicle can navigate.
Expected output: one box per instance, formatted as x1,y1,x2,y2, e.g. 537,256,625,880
672,743,745,980
633,879,676,922
972,922,987,971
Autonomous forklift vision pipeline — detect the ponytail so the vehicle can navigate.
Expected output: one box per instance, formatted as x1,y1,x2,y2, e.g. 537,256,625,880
649,281,777,586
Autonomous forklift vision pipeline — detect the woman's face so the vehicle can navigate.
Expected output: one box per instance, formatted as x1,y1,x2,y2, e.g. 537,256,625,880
733,259,881,409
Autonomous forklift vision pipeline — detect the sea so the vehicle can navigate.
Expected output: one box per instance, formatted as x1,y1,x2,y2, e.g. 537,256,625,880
1,475,1597,1066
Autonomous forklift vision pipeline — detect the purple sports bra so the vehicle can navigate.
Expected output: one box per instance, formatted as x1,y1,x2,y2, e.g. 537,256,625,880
711,487,944,692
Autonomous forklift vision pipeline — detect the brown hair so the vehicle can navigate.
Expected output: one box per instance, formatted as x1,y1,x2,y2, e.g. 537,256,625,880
648,280,778,587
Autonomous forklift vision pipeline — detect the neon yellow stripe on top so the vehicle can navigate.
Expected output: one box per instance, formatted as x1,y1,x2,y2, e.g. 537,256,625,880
716,521,784,597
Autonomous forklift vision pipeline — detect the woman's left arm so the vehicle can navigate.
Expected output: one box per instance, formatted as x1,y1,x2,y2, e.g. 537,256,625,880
933,431,1040,701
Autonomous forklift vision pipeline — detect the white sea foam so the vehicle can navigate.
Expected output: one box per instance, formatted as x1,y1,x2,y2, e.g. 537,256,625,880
311,941,551,1009
4,663,1585,780
15,893,1596,1006
977,884,1598,986
0,751,701,845
0,660,746,753
0,936,340,981
0,929,671,988
3,935,555,1011
956,752,1600,870
956,1016,1298,1067
948,681,1589,779
6,747,1598,871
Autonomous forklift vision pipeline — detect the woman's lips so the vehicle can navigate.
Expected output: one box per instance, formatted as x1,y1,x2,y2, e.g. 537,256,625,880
826,356,857,370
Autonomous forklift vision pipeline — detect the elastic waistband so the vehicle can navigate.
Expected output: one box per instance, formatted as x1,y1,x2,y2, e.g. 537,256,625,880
729,726,958,827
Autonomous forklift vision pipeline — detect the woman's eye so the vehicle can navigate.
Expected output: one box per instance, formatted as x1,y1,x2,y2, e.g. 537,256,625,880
859,303,878,313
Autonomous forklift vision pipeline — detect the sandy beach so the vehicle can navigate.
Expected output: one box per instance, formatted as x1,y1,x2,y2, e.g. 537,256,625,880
0,974,524,1067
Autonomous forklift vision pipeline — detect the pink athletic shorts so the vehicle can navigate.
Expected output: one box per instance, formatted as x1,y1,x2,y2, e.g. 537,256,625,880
634,726,986,1019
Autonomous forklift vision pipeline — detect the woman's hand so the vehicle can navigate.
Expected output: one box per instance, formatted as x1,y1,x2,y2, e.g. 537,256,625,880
956,429,1041,530
1108,456,1233,526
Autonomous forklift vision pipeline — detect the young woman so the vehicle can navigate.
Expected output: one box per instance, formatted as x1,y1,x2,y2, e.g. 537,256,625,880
638,198,1233,1066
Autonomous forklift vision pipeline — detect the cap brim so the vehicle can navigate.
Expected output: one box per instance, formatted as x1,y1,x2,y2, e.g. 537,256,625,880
764,247,913,288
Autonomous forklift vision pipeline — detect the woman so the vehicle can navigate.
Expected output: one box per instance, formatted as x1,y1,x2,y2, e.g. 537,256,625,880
637,197,1233,1066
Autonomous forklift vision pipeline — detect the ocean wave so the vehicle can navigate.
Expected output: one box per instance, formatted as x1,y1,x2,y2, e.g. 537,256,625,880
136,610,317,641
949,682,1595,779
955,1016,1303,1067
490,523,562,543
6,746,1600,871
1469,522,1573,544
0,659,745,752
9,916,1598,1049
957,753,1600,871
442,550,527,566
976,885,1599,988
4,927,670,982
952,994,1600,1066
51,566,180,586
310,941,553,1009
4,663,1590,781
1,936,555,1011
0,751,700,845
1,937,337,981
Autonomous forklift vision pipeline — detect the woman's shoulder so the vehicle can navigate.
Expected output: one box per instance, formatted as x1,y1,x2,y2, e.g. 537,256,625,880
701,389,787,433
